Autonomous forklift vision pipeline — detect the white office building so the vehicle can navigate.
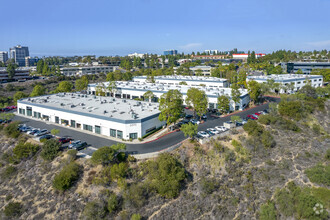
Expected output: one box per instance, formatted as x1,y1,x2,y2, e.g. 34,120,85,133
173,65,213,76
133,75,228,88
0,51,8,63
17,93,165,140
87,81,250,111
60,66,116,76
246,74,323,93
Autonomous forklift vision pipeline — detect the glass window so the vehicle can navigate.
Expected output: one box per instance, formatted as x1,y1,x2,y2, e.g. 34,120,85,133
38,113,41,119
55,116,59,124
33,112,37,118
83,124,93,132
26,107,32,116
129,133,138,140
117,130,123,139
95,125,101,134
110,129,116,137
70,120,76,128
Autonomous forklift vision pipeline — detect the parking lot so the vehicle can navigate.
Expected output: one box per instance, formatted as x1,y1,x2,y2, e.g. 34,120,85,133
12,98,279,157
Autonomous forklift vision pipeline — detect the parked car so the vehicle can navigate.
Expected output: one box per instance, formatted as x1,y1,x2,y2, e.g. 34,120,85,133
34,129,48,137
247,115,258,120
185,114,193,119
241,119,248,125
38,134,53,141
58,137,73,144
254,112,262,116
235,122,243,127
190,119,200,125
252,114,259,119
69,140,82,149
263,109,268,114
207,128,220,134
197,131,210,138
215,126,227,132
201,114,207,120
205,130,215,136
27,129,39,135
72,142,88,151
19,125,32,132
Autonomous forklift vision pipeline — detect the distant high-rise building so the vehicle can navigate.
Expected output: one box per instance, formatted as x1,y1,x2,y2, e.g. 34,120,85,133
0,51,8,63
10,45,29,66
164,50,178,56
205,50,219,55
25,56,40,67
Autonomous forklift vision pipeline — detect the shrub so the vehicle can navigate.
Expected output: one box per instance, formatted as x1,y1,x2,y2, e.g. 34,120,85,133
124,183,146,208
107,193,118,214
110,162,129,181
261,131,276,148
143,153,186,198
91,146,115,165
275,188,294,216
258,114,277,125
278,100,304,120
13,142,39,160
243,120,264,136
83,201,107,220
325,149,330,161
131,213,141,220
67,149,77,160
305,164,330,186
259,201,277,220
4,121,20,138
4,202,23,217
53,162,81,191
116,152,126,162
200,177,218,194
1,165,17,179
312,124,321,134
40,139,61,161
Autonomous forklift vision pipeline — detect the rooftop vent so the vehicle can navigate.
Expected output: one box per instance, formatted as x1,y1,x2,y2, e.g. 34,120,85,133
60,103,65,106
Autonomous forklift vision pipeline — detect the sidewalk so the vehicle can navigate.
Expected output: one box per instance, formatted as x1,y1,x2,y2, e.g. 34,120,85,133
14,113,173,145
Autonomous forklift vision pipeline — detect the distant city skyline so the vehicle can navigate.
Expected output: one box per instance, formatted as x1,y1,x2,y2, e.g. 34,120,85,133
1,0,329,57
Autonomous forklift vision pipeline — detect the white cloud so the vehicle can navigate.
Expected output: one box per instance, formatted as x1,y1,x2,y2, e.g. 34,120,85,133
307,40,330,47
179,43,203,50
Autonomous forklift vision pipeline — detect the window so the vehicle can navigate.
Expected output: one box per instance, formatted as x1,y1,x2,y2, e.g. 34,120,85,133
26,107,32,116
71,120,76,128
38,113,41,119
95,125,101,134
319,79,322,81
117,130,123,139
55,116,59,124
129,133,138,140
145,126,156,134
83,124,93,132
110,129,116,137
33,112,37,118
19,108,24,114
297,81,301,84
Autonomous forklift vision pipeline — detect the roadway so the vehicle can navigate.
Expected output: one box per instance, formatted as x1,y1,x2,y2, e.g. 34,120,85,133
13,97,279,155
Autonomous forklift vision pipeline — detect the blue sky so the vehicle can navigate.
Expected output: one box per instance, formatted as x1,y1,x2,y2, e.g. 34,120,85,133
1,0,329,56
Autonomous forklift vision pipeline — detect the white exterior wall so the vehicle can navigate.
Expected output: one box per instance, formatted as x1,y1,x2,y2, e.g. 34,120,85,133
17,102,164,139
247,76,323,94
88,87,249,111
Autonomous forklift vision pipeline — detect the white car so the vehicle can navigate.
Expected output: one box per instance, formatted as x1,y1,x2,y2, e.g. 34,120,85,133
207,128,220,134
190,119,200,125
197,131,210,138
215,126,227,132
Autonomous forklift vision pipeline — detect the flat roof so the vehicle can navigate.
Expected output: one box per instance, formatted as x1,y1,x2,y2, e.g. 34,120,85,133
247,74,323,82
18,93,160,122
89,81,248,98
134,75,227,82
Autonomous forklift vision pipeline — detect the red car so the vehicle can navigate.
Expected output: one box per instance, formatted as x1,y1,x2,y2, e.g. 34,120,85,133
254,112,262,116
58,137,73,144
247,115,258,120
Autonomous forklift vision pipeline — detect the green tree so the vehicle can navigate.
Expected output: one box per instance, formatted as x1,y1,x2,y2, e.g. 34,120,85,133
185,88,208,119
42,62,49,75
181,122,198,139
179,81,187,85
107,81,117,97
217,95,230,114
7,63,16,79
159,89,184,126
36,59,44,74
40,139,61,161
51,128,60,136
296,69,304,74
95,82,106,96
110,162,129,181
107,193,118,214
91,146,116,165
30,84,45,97
231,115,242,123
247,80,262,104
13,91,28,103
13,142,39,160
259,201,277,220
144,153,186,198
75,75,89,91
143,90,154,102
56,81,73,92
53,162,81,191
231,83,241,111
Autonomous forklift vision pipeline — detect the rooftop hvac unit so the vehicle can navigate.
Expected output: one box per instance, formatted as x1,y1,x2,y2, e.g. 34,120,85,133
122,100,126,103
71,105,75,108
